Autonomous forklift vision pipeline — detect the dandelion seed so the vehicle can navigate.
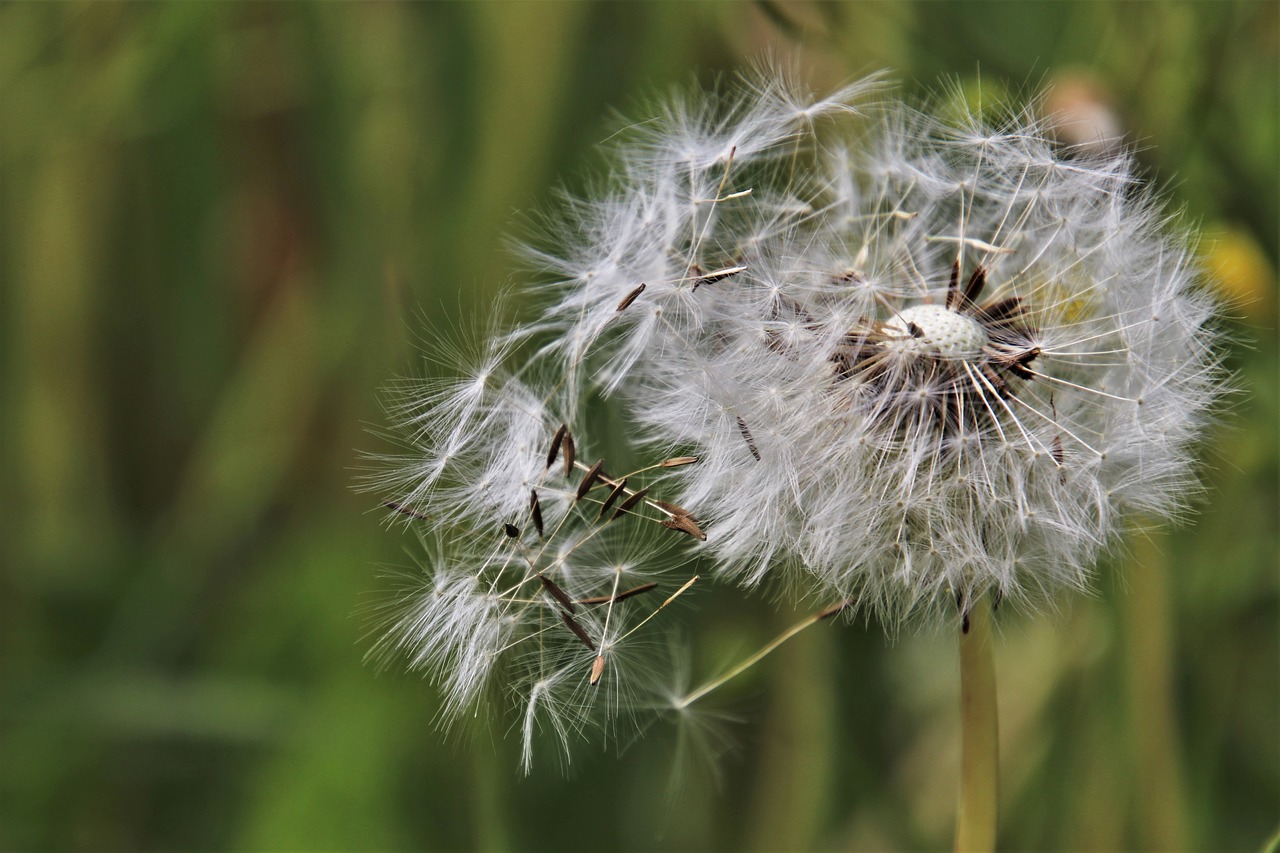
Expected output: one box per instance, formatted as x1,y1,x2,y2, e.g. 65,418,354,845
616,283,646,312
661,515,707,541
735,417,761,461
383,500,430,521
589,654,606,686
529,488,545,538
691,265,747,290
597,478,628,519
560,611,596,651
577,582,659,606
546,424,567,469
612,487,651,519
562,431,576,478
539,572,577,615
575,460,605,501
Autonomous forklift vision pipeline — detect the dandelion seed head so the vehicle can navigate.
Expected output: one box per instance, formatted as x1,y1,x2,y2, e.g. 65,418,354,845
523,70,1224,624
367,66,1226,771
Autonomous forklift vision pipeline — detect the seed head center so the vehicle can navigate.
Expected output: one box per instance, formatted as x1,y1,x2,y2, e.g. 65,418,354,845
883,304,988,361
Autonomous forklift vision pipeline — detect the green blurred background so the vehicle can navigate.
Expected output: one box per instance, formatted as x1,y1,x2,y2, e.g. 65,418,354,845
2,2,1276,850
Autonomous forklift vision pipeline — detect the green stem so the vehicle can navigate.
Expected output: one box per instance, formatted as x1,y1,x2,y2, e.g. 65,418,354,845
956,596,998,853
678,611,821,708
1124,531,1188,849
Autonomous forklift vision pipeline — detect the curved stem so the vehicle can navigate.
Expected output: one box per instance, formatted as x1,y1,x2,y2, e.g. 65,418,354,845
956,596,998,853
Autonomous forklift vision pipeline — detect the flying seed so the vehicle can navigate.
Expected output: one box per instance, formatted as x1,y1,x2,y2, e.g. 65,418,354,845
575,460,605,501
661,515,707,541
546,424,567,469
612,487,651,519
577,582,659,606
616,282,646,312
659,456,699,468
539,572,576,614
383,501,430,521
560,611,595,650
530,489,544,538
504,523,520,538
589,654,606,686
562,431,576,477
598,478,628,519
736,416,761,461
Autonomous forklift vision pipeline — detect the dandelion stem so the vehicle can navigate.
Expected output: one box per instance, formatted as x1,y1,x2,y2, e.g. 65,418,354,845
956,594,998,853
677,602,841,708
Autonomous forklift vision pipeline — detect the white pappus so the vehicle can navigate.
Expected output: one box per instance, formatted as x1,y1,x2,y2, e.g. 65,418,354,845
522,70,1224,627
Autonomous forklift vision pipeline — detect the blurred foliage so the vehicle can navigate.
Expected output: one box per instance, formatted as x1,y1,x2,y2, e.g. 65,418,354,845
1,1,1276,851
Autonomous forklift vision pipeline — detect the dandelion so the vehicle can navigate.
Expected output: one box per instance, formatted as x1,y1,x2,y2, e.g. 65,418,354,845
369,68,1224,848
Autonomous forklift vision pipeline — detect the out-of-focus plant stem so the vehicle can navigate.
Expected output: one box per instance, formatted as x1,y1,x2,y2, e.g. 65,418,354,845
956,596,998,853
1125,530,1189,850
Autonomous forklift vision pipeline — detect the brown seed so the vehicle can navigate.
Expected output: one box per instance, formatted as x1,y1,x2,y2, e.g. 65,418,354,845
1004,346,1041,380
575,459,605,501
562,431,576,478
612,487,651,519
616,282,646,312
560,611,596,650
946,258,962,309
963,265,987,306
692,265,746,291
736,416,761,461
598,478,628,519
577,582,659,606
530,489,545,538
546,424,567,470
539,572,576,615
383,501,431,521
589,654,606,686
503,523,520,539
661,515,707,541
658,456,699,468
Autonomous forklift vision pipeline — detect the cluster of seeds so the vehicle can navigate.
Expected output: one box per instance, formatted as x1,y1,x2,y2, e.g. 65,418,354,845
531,74,1220,623
370,69,1223,768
